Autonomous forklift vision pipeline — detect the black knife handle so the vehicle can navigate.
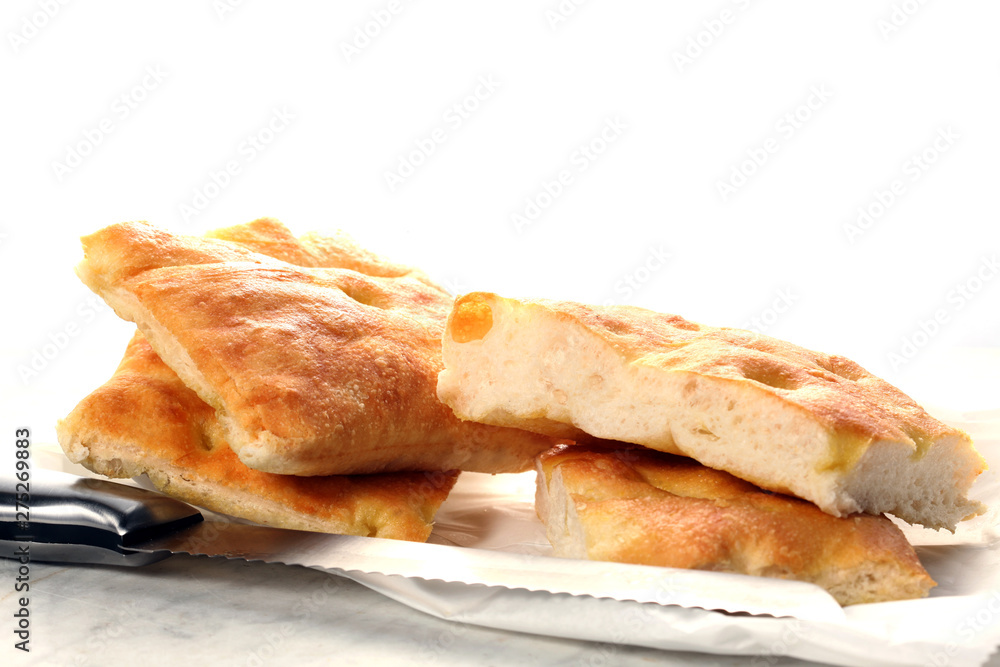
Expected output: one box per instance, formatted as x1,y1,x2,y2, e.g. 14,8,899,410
0,469,203,566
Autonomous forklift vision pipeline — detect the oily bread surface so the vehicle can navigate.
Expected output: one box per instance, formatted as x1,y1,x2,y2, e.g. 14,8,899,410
439,292,986,530
75,222,555,476
536,445,936,606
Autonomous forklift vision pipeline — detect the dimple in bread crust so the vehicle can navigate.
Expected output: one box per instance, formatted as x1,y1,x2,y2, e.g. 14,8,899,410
439,292,987,531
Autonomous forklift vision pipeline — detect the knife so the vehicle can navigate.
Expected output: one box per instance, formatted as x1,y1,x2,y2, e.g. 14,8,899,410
0,469,845,621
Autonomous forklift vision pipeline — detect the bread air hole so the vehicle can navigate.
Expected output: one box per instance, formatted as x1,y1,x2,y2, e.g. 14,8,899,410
451,295,494,343
693,425,719,441
196,430,215,452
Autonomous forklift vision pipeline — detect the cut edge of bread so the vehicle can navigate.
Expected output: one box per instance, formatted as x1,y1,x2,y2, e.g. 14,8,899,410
534,461,587,560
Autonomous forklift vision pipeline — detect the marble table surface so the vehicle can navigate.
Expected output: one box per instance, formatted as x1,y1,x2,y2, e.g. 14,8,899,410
3,527,999,667
0,554,833,667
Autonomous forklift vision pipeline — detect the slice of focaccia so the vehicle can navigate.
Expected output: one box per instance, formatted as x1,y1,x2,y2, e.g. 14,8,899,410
536,445,936,606
438,292,986,531
58,331,457,541
74,222,556,476
59,219,460,540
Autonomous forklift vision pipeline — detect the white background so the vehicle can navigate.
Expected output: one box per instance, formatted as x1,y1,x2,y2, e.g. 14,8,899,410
2,1,999,461
2,3,1000,665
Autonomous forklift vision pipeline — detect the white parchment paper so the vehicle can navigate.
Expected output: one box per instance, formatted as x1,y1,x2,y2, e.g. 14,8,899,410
351,407,1000,667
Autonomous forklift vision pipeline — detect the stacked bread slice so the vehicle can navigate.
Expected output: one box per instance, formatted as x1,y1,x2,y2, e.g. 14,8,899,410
535,445,936,606
59,329,456,541
436,292,988,603
58,220,554,541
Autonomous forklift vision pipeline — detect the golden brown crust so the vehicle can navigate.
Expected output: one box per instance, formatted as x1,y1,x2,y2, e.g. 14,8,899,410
537,445,936,605
58,332,457,540
76,222,555,476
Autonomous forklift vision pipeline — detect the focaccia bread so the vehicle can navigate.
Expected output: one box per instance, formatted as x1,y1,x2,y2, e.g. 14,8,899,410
536,445,936,606
74,222,556,476
439,292,986,530
58,219,461,540
58,331,457,541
